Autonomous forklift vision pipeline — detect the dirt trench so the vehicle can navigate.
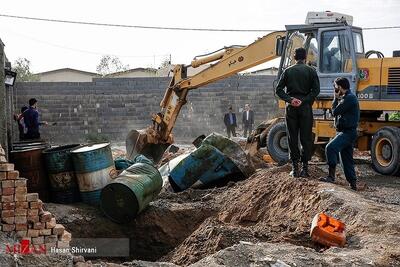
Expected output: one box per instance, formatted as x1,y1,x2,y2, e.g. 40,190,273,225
46,163,400,266
45,188,221,262
46,165,325,265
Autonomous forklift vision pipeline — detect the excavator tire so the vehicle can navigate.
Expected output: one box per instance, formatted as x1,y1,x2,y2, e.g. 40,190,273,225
266,121,289,165
371,126,400,176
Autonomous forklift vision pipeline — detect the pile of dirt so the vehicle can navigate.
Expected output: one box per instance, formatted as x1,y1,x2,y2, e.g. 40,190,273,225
161,163,400,266
163,165,325,265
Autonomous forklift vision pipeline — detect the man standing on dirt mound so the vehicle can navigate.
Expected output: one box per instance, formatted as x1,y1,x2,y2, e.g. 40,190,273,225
275,47,320,178
320,77,360,190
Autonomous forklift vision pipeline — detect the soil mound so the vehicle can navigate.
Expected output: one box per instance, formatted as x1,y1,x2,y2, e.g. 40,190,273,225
164,165,400,266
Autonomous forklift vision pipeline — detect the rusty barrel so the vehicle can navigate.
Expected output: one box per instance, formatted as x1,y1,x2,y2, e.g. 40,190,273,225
42,144,81,204
100,162,162,223
10,142,50,202
70,143,115,206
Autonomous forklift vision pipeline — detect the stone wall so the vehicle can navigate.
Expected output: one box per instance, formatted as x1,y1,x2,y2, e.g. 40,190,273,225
13,75,279,144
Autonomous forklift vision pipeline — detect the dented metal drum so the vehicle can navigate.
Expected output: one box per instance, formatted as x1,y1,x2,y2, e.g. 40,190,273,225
71,143,116,205
168,144,242,192
42,144,81,203
100,162,162,223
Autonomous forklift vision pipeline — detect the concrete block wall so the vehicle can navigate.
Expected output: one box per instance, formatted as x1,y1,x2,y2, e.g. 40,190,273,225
14,75,279,144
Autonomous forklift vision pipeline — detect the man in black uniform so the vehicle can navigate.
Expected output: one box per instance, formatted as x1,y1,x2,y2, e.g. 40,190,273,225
275,48,320,177
320,77,360,190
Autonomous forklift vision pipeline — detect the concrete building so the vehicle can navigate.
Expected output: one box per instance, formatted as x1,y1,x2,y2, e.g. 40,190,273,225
106,68,158,78
243,67,278,76
36,68,100,82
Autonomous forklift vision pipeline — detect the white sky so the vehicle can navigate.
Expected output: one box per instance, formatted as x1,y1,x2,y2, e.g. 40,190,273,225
0,0,399,73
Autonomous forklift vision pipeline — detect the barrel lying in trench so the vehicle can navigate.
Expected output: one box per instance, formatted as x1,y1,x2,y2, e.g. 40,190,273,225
70,143,115,205
42,144,81,204
10,142,50,202
100,162,162,223
167,144,242,192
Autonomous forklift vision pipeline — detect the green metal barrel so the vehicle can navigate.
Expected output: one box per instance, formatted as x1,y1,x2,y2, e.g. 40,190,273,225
42,144,81,203
100,162,162,223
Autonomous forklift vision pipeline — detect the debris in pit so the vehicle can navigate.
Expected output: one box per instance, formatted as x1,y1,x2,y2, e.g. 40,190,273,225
202,133,255,178
168,144,242,192
159,133,255,192
114,154,155,171
158,144,195,167
310,213,346,247
192,134,206,148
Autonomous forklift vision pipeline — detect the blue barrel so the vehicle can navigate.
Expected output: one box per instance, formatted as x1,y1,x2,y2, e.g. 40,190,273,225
168,144,241,192
100,162,162,223
42,144,81,204
70,143,116,205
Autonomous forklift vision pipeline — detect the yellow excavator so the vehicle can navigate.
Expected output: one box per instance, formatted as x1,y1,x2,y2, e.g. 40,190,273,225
126,11,400,176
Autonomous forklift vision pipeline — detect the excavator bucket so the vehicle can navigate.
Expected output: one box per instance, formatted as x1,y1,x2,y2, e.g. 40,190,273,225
125,129,170,164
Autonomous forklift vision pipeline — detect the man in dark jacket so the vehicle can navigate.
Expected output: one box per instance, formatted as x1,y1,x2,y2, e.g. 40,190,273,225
14,106,28,140
320,77,360,190
242,104,254,138
23,98,47,140
223,106,237,138
275,47,320,178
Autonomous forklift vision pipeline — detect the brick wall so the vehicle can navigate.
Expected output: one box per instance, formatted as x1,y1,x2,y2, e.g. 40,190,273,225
13,75,279,144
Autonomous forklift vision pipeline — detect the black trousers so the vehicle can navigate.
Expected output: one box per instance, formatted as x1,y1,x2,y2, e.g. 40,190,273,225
243,124,253,138
226,125,236,138
25,131,40,140
285,104,313,162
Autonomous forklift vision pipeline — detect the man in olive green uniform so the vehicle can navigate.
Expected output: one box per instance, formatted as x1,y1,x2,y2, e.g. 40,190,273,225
275,48,320,177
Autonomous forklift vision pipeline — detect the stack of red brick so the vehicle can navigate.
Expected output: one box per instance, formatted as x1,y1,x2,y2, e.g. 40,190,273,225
0,145,71,251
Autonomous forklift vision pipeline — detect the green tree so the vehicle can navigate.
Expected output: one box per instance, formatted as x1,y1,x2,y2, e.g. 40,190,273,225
159,56,171,69
12,58,39,82
96,55,129,76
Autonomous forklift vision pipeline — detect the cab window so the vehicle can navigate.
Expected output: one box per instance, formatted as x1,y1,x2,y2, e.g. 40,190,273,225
282,31,307,69
307,37,318,67
320,30,352,73
353,32,364,54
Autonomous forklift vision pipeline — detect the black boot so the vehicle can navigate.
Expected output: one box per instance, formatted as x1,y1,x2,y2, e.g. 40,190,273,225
349,181,357,191
319,165,336,183
289,160,300,178
300,161,310,178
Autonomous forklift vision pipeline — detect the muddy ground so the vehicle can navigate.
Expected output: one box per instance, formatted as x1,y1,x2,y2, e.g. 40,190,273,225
2,148,400,266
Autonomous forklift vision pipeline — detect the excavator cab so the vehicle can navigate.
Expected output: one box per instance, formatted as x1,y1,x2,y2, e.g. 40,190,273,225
276,18,360,98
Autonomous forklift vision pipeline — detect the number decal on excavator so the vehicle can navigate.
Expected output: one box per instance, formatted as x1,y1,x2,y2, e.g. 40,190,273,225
357,93,373,99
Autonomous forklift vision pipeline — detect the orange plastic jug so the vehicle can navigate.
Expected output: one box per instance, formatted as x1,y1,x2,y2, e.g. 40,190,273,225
310,213,346,247
262,154,274,163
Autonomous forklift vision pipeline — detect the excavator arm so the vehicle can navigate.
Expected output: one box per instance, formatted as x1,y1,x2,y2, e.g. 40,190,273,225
126,30,286,162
